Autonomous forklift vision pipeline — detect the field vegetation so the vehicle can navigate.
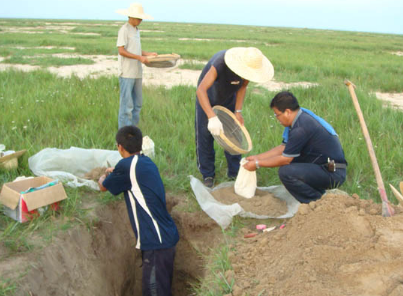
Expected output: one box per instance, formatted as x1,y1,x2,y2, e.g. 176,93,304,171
1,18,403,295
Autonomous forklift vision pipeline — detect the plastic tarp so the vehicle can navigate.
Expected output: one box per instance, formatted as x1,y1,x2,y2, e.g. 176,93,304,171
189,175,300,229
28,147,122,190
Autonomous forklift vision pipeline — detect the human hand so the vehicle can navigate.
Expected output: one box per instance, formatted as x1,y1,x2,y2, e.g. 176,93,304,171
235,112,244,125
246,155,258,162
105,167,114,176
149,52,158,56
243,160,257,171
207,116,224,136
139,56,149,64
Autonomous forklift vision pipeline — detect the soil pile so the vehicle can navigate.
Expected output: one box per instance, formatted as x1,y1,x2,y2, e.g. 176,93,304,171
83,166,108,180
211,186,288,217
227,193,403,296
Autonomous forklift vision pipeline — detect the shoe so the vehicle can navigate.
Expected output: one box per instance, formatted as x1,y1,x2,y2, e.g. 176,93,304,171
227,174,237,181
203,177,214,188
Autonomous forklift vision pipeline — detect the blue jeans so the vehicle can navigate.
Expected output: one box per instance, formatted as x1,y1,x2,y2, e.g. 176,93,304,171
278,163,346,203
118,77,143,128
142,247,176,296
195,99,241,179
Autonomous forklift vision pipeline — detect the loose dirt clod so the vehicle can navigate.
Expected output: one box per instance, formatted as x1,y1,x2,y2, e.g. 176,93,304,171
83,167,107,180
211,186,288,216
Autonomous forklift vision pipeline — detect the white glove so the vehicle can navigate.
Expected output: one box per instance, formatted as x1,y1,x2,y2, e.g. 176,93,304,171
207,116,224,136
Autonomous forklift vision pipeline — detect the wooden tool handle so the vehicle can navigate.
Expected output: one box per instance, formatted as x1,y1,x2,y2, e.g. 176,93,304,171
344,80,394,216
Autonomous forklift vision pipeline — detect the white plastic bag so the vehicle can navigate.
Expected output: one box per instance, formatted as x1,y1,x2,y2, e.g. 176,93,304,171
142,136,155,158
189,176,300,229
28,147,122,190
234,158,257,198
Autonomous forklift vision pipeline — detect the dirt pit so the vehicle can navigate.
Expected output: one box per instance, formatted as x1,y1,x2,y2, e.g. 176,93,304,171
211,186,288,217
228,193,403,296
0,195,222,296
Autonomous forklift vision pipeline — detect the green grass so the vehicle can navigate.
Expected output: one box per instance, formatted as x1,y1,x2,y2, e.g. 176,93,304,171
0,18,403,295
0,278,16,296
191,232,234,295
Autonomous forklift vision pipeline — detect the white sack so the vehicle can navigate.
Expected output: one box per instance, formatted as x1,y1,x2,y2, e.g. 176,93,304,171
142,136,155,158
234,158,257,198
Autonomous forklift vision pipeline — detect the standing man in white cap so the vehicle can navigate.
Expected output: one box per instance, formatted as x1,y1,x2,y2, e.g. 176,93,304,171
195,47,274,188
116,3,157,128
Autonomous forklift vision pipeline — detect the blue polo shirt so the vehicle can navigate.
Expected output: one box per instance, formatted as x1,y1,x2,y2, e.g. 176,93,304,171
198,50,244,106
282,109,347,165
102,154,179,250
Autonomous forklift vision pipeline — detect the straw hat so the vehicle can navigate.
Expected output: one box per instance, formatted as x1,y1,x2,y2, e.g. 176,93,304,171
0,150,27,170
224,47,274,83
116,3,153,20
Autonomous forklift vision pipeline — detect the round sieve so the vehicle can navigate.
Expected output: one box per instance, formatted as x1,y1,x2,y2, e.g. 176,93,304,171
212,106,252,155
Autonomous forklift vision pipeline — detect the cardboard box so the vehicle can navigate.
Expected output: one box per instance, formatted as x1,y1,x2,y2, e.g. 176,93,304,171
0,176,67,223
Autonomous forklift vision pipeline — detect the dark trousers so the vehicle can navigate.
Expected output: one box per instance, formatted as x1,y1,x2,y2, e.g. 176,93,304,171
195,99,241,179
278,163,346,204
142,247,176,296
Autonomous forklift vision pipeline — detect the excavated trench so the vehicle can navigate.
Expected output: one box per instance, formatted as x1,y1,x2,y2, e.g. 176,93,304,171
12,196,222,296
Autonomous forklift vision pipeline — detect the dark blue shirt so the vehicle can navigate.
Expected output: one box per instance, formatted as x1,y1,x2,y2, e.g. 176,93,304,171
103,154,179,250
198,50,244,106
282,110,347,165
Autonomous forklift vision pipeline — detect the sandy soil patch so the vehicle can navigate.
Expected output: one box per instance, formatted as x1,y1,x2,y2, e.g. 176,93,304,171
211,186,288,217
391,51,403,56
375,92,403,110
229,193,403,296
141,30,164,33
0,54,318,91
0,26,100,36
9,46,76,50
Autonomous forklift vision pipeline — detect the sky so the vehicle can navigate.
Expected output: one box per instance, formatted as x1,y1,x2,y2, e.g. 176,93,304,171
1,0,403,35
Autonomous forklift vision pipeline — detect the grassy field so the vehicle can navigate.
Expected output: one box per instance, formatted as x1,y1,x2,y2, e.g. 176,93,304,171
1,18,403,295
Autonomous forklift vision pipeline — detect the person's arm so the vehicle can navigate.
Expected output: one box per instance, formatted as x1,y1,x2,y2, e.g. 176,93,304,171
244,145,293,171
234,79,249,125
118,46,149,64
196,66,218,119
98,174,108,192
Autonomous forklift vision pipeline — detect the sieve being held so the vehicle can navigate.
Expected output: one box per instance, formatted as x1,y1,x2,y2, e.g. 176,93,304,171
212,106,252,155
145,53,181,68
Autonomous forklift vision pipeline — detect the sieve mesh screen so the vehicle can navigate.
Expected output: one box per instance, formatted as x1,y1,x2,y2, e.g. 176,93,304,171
212,106,252,155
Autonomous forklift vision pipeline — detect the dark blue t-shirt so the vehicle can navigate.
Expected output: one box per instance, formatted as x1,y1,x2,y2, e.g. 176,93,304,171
197,50,244,106
282,110,347,165
103,154,179,250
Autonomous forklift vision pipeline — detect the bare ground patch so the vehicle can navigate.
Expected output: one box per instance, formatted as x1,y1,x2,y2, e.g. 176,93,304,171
0,54,318,91
375,92,403,110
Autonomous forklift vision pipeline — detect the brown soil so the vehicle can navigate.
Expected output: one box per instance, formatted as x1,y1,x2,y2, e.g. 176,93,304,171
211,186,288,217
0,194,222,296
83,166,108,180
227,193,403,296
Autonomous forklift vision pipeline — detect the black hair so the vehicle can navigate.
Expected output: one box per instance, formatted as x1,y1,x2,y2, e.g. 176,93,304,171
270,91,300,112
116,125,143,154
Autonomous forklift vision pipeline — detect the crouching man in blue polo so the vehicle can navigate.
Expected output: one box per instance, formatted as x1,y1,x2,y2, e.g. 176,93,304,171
98,125,179,296
244,91,347,203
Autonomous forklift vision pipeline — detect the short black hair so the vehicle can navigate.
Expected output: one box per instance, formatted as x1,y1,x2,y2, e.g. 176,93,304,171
116,125,143,154
270,91,300,112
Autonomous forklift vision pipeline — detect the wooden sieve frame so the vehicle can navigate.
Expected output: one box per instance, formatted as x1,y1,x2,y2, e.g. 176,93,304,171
212,106,252,154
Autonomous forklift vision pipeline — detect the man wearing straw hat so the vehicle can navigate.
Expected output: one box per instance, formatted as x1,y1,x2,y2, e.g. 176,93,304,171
196,47,274,188
116,3,157,128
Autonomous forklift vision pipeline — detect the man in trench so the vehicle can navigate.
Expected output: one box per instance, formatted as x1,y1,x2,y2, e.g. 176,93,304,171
196,47,274,188
244,91,347,203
